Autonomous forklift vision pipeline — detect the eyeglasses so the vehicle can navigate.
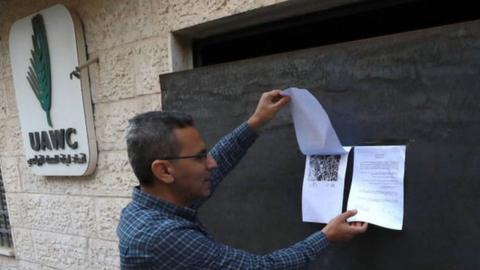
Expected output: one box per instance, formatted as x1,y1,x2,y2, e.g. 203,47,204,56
158,150,208,161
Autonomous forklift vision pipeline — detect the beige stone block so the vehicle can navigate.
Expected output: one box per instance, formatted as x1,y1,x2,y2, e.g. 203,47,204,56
222,0,261,14
19,194,69,233
92,46,136,103
18,157,83,195
5,193,22,227
16,260,58,270
5,77,18,118
0,119,4,154
78,0,154,53
88,238,121,270
71,1,106,55
94,94,161,151
95,197,130,241
0,156,21,192
0,118,23,156
33,230,88,269
151,1,173,36
0,77,16,119
92,100,128,151
166,0,284,31
168,0,205,31
68,196,98,237
11,228,35,262
82,151,136,197
0,79,7,120
151,0,169,15
197,0,242,23
0,39,12,78
134,37,170,95
15,261,36,270
0,265,17,270
0,255,17,270
16,194,97,237
223,0,287,15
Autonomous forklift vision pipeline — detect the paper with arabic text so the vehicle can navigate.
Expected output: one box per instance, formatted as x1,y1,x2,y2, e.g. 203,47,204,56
282,88,405,229
347,145,405,230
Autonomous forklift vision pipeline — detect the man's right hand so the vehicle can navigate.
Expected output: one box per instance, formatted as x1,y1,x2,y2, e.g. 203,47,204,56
247,90,290,131
321,210,368,242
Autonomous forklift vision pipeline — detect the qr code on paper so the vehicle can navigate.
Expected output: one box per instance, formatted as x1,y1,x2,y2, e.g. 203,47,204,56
308,155,340,182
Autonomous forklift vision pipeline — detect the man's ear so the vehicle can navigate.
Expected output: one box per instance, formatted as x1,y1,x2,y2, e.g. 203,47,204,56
151,160,175,184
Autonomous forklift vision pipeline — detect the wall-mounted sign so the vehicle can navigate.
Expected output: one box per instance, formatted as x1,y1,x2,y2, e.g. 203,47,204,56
9,4,97,176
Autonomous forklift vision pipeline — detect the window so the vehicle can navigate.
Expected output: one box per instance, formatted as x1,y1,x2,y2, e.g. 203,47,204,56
0,169,13,253
193,0,480,67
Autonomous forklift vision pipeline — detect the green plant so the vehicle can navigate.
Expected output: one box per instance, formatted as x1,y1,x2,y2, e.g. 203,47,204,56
26,14,52,127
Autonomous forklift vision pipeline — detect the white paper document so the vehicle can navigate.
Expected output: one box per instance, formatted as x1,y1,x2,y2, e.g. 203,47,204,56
283,87,406,229
281,88,346,155
347,146,405,230
302,147,351,223
282,87,348,223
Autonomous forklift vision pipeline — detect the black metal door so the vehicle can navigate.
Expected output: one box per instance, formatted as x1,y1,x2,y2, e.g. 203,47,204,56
160,19,480,270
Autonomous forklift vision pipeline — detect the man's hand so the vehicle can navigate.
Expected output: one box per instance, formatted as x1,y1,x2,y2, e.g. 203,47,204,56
247,90,291,131
321,210,368,242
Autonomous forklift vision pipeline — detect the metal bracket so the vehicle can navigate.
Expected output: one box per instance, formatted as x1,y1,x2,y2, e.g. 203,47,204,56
69,57,99,79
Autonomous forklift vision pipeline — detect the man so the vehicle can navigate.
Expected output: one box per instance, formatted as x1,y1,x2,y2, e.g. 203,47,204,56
117,90,368,269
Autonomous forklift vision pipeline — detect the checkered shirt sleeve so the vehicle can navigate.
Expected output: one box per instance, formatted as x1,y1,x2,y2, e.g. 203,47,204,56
145,226,329,270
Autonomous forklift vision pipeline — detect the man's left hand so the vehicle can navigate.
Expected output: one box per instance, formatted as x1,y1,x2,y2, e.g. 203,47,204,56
247,90,290,130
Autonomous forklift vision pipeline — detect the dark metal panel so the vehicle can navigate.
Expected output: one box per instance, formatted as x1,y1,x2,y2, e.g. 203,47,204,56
160,20,480,270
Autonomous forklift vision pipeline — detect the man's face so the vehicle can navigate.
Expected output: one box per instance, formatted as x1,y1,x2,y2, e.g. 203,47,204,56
170,127,217,204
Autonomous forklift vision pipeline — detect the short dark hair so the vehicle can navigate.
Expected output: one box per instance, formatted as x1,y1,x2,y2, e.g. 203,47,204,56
126,111,194,186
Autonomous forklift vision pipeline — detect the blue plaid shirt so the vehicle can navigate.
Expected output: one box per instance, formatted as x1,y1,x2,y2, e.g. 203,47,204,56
117,123,329,269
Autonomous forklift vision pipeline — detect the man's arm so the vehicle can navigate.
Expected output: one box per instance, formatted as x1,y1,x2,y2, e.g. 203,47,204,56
147,210,367,270
211,90,290,191
150,226,328,270
246,90,291,131
192,90,290,208
207,122,258,196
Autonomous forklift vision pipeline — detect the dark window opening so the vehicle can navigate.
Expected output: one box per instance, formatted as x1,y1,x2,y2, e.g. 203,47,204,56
193,0,480,67
0,170,13,249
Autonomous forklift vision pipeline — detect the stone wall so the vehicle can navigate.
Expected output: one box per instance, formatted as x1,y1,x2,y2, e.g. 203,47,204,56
0,0,286,269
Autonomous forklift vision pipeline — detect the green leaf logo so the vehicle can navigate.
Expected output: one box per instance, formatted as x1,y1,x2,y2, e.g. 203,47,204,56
26,14,52,127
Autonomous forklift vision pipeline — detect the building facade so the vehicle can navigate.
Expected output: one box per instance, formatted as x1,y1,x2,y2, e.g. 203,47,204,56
0,0,287,269
2,0,480,269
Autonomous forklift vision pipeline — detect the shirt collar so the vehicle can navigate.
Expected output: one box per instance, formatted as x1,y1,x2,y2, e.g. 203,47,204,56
131,186,198,221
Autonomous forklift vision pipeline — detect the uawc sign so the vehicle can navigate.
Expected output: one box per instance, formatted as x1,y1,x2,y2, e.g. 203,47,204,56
9,5,97,176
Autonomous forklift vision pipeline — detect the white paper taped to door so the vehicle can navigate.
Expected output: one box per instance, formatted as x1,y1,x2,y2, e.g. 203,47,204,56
281,87,346,155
